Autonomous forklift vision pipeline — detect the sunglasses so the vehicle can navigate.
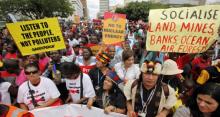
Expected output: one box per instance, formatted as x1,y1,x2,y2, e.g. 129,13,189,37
25,70,38,75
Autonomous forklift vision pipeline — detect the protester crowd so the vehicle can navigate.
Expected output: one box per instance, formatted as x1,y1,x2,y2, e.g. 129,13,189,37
0,19,220,117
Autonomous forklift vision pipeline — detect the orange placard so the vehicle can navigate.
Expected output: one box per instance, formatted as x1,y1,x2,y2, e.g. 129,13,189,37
102,12,126,44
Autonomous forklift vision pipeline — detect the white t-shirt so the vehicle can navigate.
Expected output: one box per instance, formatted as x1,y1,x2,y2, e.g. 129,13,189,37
65,73,96,103
138,29,144,37
75,56,96,66
0,82,11,104
114,62,140,81
17,76,60,110
75,56,96,74
68,38,79,47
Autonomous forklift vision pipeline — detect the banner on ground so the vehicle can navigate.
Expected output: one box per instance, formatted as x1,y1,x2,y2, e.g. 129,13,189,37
30,104,127,117
102,12,126,44
147,5,220,53
6,18,65,56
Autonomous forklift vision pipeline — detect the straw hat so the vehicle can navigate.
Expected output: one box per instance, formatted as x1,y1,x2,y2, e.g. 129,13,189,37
161,59,183,75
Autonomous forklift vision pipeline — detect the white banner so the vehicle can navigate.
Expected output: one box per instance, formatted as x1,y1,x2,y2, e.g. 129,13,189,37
30,104,127,117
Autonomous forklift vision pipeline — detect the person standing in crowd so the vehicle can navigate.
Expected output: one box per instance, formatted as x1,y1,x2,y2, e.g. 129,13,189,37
114,49,140,84
64,40,74,56
127,27,136,49
0,59,20,84
67,32,79,48
0,78,17,105
124,61,176,117
26,54,47,73
132,41,144,65
75,46,96,74
87,71,127,114
191,53,211,80
3,42,18,60
116,41,131,59
60,62,96,104
196,57,220,85
173,82,220,117
61,41,76,63
42,50,69,103
17,63,61,110
107,45,121,68
214,27,220,59
89,52,111,93
72,44,81,57
38,52,50,73
161,59,185,111
161,59,184,93
88,35,99,45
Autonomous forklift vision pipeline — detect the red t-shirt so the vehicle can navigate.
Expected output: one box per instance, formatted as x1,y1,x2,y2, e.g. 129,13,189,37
4,53,17,59
0,71,17,78
176,54,191,69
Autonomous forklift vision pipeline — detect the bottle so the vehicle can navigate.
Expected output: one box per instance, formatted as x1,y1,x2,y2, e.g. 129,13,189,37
52,64,61,84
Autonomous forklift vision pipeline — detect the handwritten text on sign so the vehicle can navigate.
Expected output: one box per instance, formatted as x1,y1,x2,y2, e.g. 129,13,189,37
102,12,126,44
6,18,65,56
147,5,220,53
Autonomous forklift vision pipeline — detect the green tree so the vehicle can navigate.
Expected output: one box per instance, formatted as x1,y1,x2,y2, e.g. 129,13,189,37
115,2,169,22
115,8,126,14
0,0,74,20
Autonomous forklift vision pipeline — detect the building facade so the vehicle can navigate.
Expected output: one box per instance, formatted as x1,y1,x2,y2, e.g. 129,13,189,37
99,0,110,16
69,0,84,17
80,0,88,19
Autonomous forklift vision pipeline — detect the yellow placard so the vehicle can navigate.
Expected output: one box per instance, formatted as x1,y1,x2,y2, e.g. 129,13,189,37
90,44,102,55
74,15,80,24
147,5,220,53
102,12,126,44
6,18,66,56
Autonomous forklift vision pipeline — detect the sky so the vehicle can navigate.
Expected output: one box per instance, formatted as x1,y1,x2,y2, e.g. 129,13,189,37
87,0,220,19
87,0,99,19
87,0,124,19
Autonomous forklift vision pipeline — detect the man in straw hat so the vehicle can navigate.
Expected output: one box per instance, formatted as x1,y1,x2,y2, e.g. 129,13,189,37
161,59,184,93
124,61,177,117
